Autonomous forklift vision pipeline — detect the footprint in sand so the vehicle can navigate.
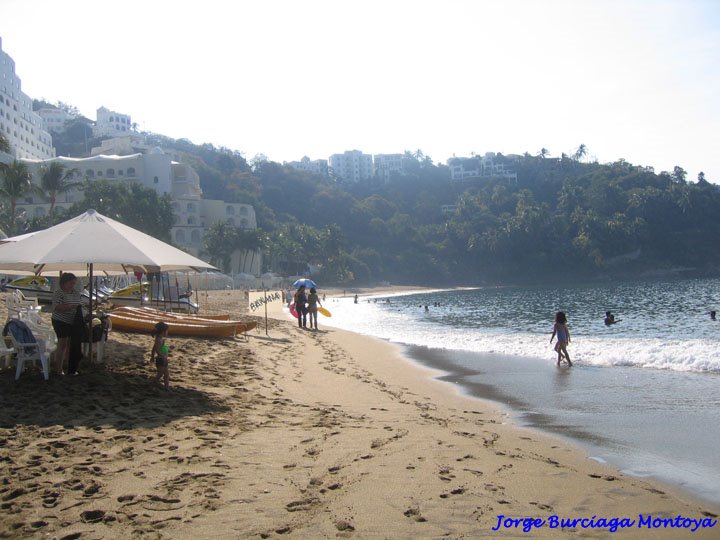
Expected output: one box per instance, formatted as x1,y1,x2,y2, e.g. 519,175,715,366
404,507,426,522
80,509,106,523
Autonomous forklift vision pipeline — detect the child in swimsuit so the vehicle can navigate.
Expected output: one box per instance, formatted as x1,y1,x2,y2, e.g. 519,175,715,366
150,322,170,389
550,311,572,366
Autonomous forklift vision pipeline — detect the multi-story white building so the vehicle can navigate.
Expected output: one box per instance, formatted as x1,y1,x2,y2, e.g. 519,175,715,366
329,150,373,182
287,156,328,177
17,149,261,274
447,153,517,183
0,38,55,160
36,107,70,134
373,153,406,183
94,106,132,138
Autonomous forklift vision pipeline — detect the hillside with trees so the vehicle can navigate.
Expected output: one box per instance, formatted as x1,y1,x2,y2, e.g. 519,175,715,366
3,114,719,286
153,145,720,285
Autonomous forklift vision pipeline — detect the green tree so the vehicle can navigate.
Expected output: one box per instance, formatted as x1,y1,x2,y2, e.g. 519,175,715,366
0,132,10,154
39,162,82,216
66,180,174,241
203,221,239,272
672,166,687,184
0,160,35,234
235,228,265,274
573,144,588,161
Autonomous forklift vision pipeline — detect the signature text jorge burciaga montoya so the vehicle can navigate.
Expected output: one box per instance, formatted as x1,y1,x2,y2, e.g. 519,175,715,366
492,514,717,533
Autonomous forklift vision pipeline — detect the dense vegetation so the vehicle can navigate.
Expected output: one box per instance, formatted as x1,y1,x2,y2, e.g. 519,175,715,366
3,110,719,286
130,137,720,286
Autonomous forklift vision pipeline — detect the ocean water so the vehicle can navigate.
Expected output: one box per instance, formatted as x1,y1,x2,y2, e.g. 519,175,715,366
316,278,720,504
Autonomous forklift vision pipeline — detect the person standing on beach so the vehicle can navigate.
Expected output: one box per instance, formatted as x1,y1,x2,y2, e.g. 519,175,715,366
550,311,572,366
306,287,322,330
51,273,86,375
286,288,293,307
150,322,170,390
294,286,308,328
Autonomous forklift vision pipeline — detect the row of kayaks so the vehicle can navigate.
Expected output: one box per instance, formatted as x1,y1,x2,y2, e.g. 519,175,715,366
106,306,257,338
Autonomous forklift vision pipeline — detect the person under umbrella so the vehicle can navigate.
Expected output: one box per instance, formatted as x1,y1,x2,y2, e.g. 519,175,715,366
51,273,87,375
294,286,308,329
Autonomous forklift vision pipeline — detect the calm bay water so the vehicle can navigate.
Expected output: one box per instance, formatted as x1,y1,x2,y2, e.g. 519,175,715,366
318,278,720,503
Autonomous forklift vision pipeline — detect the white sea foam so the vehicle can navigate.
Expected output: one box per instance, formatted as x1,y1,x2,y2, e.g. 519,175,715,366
318,294,720,374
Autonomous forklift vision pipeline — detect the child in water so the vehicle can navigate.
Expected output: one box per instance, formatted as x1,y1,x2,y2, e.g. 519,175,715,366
150,322,170,389
550,311,572,366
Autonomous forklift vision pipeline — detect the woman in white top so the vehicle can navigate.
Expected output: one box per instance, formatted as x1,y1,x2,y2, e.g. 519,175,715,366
51,273,85,375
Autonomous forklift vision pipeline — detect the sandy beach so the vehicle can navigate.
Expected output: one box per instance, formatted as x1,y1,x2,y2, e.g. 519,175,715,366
0,289,718,539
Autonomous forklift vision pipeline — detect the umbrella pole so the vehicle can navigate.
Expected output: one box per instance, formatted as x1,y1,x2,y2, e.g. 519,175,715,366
88,263,93,365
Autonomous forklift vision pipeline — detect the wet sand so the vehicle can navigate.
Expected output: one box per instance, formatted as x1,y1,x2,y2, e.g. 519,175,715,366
0,289,717,538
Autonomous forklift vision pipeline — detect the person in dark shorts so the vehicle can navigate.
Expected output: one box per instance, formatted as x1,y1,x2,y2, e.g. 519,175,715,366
51,273,86,375
294,286,308,328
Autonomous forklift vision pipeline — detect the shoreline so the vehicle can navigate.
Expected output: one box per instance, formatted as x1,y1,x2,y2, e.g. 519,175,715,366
396,344,720,507
312,285,720,508
0,289,718,538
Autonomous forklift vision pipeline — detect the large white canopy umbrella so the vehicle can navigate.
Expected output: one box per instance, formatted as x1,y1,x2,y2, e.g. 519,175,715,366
0,209,216,275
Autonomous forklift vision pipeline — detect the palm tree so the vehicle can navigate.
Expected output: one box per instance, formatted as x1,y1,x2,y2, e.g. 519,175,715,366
538,148,550,159
237,229,264,274
0,132,10,154
573,144,587,162
0,160,33,234
39,162,82,216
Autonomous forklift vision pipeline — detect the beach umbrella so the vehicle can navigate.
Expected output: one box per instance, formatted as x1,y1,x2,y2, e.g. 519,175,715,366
292,278,317,289
0,231,37,245
0,209,216,275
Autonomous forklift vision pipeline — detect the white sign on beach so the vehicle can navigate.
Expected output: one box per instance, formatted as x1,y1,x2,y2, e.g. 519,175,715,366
247,290,285,314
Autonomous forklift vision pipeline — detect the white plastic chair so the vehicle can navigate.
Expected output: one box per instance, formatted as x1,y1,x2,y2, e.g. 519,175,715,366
6,290,41,319
0,339,14,370
20,316,57,357
7,328,50,381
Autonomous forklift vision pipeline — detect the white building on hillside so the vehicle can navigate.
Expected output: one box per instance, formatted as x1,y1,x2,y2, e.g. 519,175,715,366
287,156,328,177
94,106,132,138
90,133,149,156
329,150,373,182
0,38,55,160
447,153,517,183
17,149,261,274
373,153,406,183
37,107,70,134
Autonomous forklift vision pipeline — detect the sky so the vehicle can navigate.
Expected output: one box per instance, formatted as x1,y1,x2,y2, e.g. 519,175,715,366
1,0,718,181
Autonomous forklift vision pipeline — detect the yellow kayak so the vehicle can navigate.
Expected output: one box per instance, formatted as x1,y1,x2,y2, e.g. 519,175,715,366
107,310,256,337
111,305,231,322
